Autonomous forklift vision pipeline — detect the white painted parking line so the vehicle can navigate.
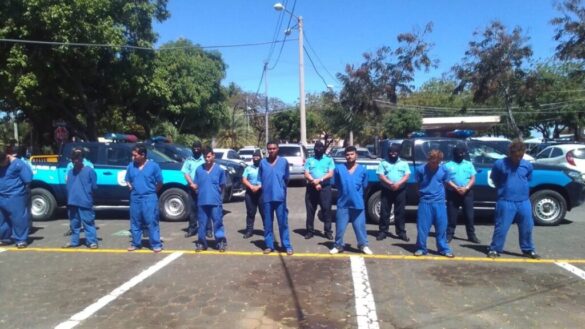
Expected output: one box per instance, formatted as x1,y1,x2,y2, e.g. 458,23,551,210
555,262,585,280
350,256,380,329
0,248,5,253
54,251,184,329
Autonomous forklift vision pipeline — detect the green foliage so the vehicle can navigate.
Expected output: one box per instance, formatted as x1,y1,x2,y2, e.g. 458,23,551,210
552,0,585,61
382,108,422,138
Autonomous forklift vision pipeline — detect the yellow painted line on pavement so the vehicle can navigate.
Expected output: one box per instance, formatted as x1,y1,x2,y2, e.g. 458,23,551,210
4,246,585,264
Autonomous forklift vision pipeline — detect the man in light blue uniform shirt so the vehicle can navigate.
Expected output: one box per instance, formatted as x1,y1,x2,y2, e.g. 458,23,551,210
181,141,211,238
194,147,227,252
487,139,539,259
258,141,293,255
0,150,33,248
414,150,454,258
125,144,163,253
242,150,263,239
376,143,411,242
329,146,372,255
445,143,480,243
303,141,335,240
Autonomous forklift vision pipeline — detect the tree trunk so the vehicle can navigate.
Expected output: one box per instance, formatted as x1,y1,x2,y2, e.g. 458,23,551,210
504,91,522,138
349,130,354,146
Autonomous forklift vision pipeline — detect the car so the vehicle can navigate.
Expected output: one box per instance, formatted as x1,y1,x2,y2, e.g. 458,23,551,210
470,137,535,162
277,143,308,182
238,146,263,165
149,142,246,201
214,148,247,166
535,144,585,174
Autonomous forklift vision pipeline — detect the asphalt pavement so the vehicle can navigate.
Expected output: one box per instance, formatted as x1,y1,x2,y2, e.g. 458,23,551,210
1,185,584,329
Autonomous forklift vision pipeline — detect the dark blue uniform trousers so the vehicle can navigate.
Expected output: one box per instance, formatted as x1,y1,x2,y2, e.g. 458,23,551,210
129,194,162,249
489,199,535,253
416,201,452,254
245,190,264,233
0,195,29,244
305,185,333,234
446,190,475,238
263,201,292,251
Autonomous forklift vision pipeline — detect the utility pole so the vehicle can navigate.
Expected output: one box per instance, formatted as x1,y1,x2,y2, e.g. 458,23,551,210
298,16,306,145
264,63,270,145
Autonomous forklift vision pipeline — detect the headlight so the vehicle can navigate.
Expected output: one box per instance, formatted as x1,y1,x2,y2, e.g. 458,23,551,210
565,170,585,183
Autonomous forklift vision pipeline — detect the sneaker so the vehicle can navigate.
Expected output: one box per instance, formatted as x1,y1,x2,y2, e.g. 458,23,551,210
443,252,455,258
376,231,387,241
153,247,162,253
304,231,314,239
62,243,79,248
195,244,207,252
88,243,98,249
218,242,227,252
329,247,343,254
446,236,453,243
263,248,273,254
242,231,253,239
127,245,138,252
522,251,540,259
63,229,72,237
325,232,334,240
184,230,197,238
206,231,213,239
414,249,426,256
361,246,373,255
487,250,500,258
286,249,294,256
16,242,27,249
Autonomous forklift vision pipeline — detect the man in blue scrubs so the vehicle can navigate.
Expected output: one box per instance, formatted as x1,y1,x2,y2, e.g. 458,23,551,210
304,141,335,240
0,150,33,248
376,143,411,242
63,148,98,249
64,156,94,237
414,150,454,258
488,139,539,259
182,141,211,238
258,141,293,255
194,147,227,252
242,150,263,239
330,146,372,255
445,143,480,243
125,144,163,253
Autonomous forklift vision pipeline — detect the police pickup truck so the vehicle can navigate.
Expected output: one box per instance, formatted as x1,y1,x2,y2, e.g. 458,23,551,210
333,138,585,226
30,142,241,222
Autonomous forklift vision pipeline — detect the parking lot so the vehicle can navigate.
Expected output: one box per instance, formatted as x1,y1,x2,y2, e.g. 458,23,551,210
1,185,585,329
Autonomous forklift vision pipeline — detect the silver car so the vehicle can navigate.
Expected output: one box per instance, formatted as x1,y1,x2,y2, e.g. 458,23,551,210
278,144,308,182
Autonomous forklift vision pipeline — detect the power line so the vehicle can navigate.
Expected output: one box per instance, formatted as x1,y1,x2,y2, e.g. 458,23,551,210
303,31,337,82
304,46,330,88
265,0,287,63
0,38,295,50
267,0,297,71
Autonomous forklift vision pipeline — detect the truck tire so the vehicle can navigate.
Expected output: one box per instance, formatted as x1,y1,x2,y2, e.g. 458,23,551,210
159,188,190,222
31,188,57,221
530,190,566,226
366,190,381,224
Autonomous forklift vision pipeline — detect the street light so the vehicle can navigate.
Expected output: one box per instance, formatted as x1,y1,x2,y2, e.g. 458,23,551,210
273,2,306,145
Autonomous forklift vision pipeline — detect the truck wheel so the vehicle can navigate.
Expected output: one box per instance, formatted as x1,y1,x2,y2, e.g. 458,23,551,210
31,188,57,221
159,188,190,222
366,190,381,224
530,190,566,226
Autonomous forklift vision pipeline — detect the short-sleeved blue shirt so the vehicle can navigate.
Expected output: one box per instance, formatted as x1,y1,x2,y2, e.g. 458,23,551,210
243,164,261,186
181,155,204,180
195,163,226,206
490,158,532,202
125,160,163,198
304,155,335,185
334,163,368,209
444,160,476,189
67,166,97,208
258,157,289,203
416,164,449,202
376,159,411,184
0,158,33,198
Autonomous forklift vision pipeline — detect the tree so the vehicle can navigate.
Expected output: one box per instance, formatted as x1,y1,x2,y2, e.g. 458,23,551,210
271,109,317,143
382,108,422,138
337,23,437,144
454,21,533,138
0,0,170,145
552,0,585,62
155,39,227,137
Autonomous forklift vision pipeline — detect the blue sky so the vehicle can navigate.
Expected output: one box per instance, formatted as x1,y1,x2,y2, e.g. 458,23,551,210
154,0,561,104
